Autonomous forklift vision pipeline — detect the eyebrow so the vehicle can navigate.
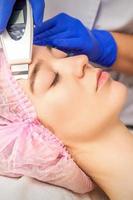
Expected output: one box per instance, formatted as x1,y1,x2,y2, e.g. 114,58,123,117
29,46,67,92
29,60,42,93
29,46,52,92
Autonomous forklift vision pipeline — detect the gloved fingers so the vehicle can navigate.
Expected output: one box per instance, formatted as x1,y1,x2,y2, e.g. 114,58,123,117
34,16,59,35
34,39,76,56
34,39,60,49
34,13,73,35
50,38,81,50
29,0,45,25
34,25,66,39
34,38,77,55
0,0,16,33
34,39,48,46
34,35,57,45
34,38,80,53
34,29,75,43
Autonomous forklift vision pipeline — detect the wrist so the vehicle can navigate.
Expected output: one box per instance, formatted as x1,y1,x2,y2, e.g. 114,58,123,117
90,29,118,67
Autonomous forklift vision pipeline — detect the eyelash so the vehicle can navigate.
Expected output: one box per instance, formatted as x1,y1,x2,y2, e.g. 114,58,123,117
51,73,59,87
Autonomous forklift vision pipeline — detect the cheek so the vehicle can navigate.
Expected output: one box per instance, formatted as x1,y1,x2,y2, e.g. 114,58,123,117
92,81,128,128
39,86,99,138
107,81,127,115
41,87,83,124
99,81,127,116
37,84,89,131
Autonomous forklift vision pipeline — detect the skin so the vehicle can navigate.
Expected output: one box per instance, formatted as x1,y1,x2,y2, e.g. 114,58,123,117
112,32,133,75
19,46,126,145
18,46,133,200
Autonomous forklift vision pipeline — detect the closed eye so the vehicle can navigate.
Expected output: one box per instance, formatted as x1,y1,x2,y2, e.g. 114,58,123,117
50,73,59,87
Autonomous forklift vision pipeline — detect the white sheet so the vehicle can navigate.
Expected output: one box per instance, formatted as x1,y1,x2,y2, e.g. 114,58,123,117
0,176,109,200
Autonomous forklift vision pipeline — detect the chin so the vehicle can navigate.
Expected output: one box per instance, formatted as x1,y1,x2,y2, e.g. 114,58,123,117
111,80,128,114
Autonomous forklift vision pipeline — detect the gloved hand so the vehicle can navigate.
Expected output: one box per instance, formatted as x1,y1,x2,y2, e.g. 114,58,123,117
0,0,45,33
34,13,117,67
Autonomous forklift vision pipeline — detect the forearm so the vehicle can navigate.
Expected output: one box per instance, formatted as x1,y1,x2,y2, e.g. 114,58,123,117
111,32,133,75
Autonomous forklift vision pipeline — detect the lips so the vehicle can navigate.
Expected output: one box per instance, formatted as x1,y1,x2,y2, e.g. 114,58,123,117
96,70,110,91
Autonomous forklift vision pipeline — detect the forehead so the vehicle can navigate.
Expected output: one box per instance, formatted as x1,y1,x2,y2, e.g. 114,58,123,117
32,46,67,62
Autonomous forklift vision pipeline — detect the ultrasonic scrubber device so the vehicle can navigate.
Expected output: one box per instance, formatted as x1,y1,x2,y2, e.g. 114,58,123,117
0,0,33,80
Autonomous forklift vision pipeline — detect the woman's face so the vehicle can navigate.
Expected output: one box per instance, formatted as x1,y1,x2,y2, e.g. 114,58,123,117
19,46,127,146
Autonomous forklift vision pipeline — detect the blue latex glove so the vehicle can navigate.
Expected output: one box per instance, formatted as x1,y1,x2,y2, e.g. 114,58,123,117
34,13,117,67
0,0,45,33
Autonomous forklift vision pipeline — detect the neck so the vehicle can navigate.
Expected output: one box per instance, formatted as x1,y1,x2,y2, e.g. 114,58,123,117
72,120,133,200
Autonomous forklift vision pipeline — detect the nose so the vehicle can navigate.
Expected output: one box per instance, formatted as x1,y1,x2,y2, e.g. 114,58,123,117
71,55,90,78
57,55,90,78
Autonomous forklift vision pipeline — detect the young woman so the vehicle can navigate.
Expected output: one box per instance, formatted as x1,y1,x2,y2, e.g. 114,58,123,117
0,46,133,199
20,46,133,200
